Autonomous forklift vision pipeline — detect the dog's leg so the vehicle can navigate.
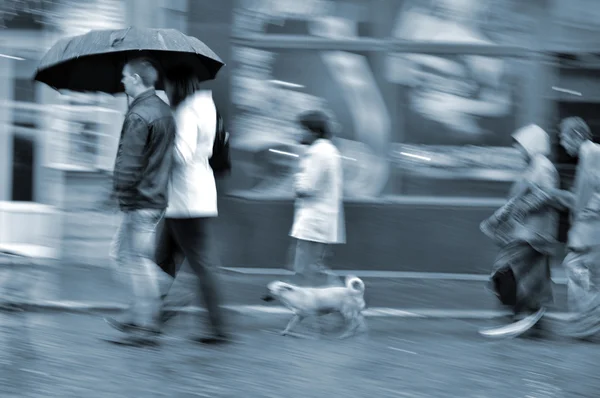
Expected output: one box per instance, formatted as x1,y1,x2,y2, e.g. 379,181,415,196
314,315,326,337
338,323,356,339
338,313,358,339
281,314,303,336
357,314,368,334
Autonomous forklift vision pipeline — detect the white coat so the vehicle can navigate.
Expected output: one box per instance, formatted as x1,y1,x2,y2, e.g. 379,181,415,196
290,139,346,244
165,90,218,218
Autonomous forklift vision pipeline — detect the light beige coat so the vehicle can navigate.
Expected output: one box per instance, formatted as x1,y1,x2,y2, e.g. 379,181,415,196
290,139,345,244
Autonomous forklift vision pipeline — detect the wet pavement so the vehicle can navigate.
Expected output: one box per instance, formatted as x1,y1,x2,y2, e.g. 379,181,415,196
0,312,599,397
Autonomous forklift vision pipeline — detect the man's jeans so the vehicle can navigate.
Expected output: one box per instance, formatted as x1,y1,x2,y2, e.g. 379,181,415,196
110,209,164,329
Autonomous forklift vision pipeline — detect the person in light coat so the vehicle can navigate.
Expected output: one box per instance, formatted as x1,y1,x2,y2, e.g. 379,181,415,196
153,65,229,344
289,110,346,287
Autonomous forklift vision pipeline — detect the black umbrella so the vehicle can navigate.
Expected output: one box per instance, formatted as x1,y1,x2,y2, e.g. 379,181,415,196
34,27,225,93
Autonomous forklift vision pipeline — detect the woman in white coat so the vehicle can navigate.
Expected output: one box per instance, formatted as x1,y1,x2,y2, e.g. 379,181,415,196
155,65,228,344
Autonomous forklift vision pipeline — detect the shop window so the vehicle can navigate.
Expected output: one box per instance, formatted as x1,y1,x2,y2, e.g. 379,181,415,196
0,1,46,30
227,0,542,200
229,46,532,199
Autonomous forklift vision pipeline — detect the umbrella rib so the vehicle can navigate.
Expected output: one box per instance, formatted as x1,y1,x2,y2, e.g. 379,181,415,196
111,26,132,48
181,34,198,54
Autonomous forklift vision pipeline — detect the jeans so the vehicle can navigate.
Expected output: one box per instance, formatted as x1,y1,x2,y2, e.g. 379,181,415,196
111,209,164,329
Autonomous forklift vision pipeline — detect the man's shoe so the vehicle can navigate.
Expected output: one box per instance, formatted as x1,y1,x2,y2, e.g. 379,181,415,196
105,317,161,336
105,317,138,333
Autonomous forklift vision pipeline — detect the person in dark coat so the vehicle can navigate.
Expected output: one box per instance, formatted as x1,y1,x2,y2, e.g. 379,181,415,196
104,57,176,338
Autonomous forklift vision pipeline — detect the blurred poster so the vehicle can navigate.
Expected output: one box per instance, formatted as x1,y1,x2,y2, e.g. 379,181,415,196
385,0,535,146
0,0,125,33
231,0,392,198
230,0,541,198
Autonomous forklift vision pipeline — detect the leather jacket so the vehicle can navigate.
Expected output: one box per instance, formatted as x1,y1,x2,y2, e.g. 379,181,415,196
113,89,176,210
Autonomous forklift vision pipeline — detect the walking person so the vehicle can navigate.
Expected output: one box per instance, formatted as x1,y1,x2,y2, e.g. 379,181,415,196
480,125,559,337
284,110,346,288
104,57,176,339
529,117,600,338
151,65,229,344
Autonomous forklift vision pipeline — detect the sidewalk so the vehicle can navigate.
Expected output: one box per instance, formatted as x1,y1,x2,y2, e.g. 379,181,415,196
0,261,570,319
3,312,598,397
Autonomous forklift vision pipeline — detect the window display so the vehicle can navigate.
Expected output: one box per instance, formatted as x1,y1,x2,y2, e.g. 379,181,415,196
229,0,544,199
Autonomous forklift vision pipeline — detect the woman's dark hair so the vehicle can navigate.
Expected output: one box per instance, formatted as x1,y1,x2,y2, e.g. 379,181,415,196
164,65,202,108
298,110,332,139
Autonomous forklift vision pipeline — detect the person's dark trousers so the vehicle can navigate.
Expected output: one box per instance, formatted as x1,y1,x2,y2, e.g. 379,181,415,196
156,216,227,338
154,218,188,323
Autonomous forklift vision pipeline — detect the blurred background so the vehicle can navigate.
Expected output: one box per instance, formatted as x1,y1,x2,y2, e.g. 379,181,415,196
1,0,600,273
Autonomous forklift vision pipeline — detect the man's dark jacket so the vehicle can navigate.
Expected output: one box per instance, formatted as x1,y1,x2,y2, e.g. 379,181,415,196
113,89,176,210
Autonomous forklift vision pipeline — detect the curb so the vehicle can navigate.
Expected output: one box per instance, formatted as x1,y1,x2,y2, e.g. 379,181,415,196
0,263,569,285
0,300,572,321
217,268,571,284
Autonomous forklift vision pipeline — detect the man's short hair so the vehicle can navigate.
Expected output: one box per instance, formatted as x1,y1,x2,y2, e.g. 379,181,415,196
560,116,592,140
126,57,159,88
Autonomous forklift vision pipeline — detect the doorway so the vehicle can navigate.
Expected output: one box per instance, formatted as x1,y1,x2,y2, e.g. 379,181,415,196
11,135,35,202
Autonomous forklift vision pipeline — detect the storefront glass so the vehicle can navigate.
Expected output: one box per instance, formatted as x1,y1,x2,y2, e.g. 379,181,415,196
228,0,543,199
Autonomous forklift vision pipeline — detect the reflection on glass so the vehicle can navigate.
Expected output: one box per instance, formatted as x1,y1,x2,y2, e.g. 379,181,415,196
387,0,517,144
230,0,538,199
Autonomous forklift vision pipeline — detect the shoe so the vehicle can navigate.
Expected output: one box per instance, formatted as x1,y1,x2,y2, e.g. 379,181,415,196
109,333,160,347
522,316,550,339
193,333,231,345
105,317,161,336
0,302,24,312
105,317,138,333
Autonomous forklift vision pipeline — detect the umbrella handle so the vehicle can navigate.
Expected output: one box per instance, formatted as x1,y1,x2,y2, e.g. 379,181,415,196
111,27,132,48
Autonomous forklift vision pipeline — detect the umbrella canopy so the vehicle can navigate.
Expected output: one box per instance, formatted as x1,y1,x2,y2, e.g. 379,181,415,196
34,27,225,94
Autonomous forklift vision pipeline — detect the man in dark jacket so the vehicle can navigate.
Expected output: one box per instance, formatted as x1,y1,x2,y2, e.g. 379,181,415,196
105,57,176,338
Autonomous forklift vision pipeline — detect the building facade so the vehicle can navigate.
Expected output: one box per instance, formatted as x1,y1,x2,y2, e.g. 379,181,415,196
0,0,183,259
219,0,600,271
2,0,600,269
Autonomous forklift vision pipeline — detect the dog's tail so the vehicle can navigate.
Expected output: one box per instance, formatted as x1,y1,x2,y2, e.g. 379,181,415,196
345,275,365,294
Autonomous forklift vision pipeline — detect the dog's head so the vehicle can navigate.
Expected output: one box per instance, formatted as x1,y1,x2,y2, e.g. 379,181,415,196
267,281,299,300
